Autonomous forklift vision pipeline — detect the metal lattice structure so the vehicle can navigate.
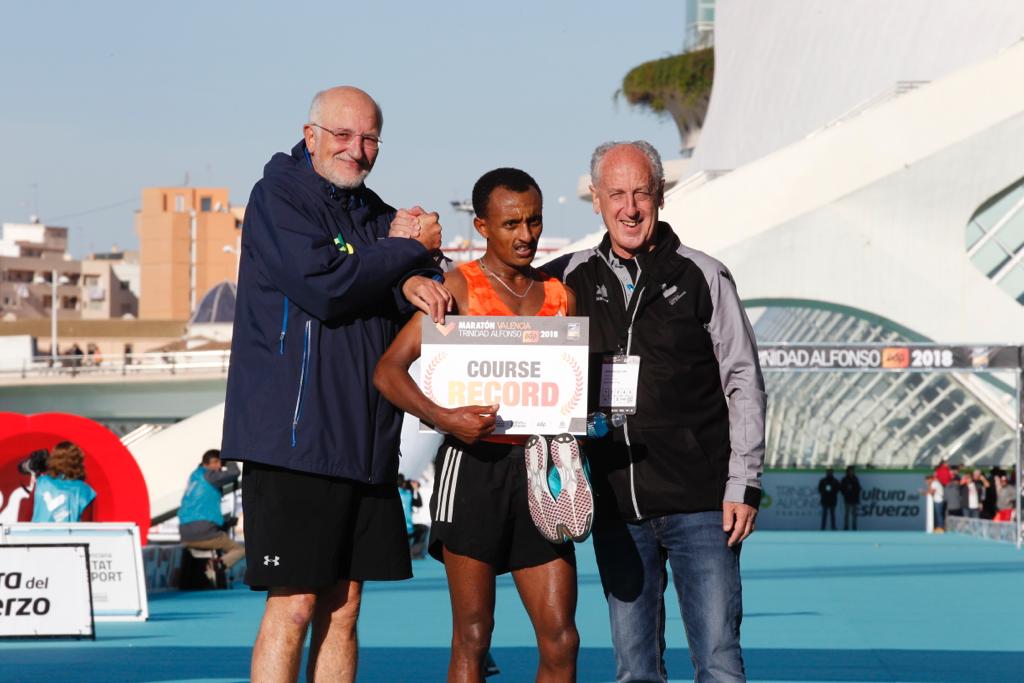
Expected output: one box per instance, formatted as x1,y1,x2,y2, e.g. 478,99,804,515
752,306,1017,469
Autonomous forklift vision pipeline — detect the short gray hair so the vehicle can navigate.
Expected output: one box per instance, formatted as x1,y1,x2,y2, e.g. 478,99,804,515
309,90,325,123
590,140,664,187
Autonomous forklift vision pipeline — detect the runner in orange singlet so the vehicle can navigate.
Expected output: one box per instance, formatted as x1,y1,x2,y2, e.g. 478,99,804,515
375,168,582,682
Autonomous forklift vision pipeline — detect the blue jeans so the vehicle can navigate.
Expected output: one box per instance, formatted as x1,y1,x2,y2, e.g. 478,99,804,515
592,510,745,683
933,501,946,529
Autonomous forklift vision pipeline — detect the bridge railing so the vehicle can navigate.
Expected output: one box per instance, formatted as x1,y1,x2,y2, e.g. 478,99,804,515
0,350,232,381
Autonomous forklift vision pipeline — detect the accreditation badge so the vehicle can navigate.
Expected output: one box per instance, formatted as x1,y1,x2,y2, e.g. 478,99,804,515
599,354,640,415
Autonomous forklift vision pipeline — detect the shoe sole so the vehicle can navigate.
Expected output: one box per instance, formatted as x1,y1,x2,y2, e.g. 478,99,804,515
524,435,561,543
549,433,594,542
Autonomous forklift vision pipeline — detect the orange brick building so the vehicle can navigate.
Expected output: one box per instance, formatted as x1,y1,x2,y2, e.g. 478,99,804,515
136,188,243,319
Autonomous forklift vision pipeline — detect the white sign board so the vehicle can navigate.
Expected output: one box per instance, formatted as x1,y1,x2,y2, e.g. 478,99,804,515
757,471,926,530
0,544,94,639
0,523,148,621
421,316,590,435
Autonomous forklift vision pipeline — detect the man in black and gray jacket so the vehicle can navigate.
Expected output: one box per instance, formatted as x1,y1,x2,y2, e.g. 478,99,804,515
545,141,766,683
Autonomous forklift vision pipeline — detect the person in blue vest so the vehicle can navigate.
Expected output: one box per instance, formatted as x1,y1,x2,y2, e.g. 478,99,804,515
179,449,244,569
30,441,96,523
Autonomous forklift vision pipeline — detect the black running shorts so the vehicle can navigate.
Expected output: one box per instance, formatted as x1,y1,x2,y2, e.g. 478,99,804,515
429,438,574,574
242,461,412,589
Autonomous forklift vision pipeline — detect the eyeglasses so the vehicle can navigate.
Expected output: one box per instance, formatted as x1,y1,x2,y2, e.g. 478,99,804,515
309,123,382,150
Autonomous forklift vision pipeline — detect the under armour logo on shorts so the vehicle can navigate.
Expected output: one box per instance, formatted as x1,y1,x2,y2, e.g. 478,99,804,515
263,555,280,566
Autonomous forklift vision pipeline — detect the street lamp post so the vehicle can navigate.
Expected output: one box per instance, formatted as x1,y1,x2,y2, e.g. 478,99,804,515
33,269,70,362
450,199,474,260
222,238,241,281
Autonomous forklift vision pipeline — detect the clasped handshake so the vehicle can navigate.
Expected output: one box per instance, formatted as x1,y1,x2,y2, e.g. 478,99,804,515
388,206,443,251
389,206,455,324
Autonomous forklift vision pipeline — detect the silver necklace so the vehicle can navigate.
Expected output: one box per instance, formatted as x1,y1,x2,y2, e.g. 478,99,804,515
478,259,535,299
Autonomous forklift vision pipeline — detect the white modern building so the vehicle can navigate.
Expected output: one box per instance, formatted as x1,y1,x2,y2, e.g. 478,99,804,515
559,0,1024,468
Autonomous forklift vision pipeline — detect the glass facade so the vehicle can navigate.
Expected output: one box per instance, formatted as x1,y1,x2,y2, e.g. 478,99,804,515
752,305,1016,469
967,176,1024,301
685,0,715,50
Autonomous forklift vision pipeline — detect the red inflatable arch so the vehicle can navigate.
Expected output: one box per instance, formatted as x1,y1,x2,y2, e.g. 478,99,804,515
0,412,151,544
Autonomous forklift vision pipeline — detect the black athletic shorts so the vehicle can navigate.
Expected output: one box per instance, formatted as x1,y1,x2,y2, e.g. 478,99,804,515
429,438,574,574
242,461,412,589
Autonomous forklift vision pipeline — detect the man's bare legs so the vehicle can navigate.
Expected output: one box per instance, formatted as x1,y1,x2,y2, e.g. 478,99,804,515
444,547,578,682
444,549,497,682
512,558,579,682
250,579,362,683
252,588,316,683
307,579,362,682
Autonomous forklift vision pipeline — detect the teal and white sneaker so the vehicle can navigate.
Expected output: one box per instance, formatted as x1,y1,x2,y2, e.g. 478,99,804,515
548,433,594,542
524,434,561,543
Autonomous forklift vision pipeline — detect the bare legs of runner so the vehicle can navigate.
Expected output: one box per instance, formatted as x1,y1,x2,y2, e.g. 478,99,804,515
443,547,578,682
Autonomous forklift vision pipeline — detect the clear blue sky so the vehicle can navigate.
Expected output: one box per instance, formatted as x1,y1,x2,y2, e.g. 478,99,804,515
0,1,688,256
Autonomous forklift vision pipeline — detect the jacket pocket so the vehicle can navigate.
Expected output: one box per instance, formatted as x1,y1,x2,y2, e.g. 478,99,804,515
637,426,723,511
290,320,312,447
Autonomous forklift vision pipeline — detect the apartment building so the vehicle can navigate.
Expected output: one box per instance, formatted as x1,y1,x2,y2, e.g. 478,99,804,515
135,187,242,320
0,220,139,323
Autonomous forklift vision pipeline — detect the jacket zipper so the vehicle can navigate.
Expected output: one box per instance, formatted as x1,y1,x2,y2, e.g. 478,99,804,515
290,320,312,447
597,246,647,519
623,283,645,520
279,296,289,355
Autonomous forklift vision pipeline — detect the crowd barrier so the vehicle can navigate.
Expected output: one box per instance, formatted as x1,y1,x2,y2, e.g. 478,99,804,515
946,515,1019,544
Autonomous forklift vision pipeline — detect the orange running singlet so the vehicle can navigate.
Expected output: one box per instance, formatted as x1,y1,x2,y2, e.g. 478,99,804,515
457,260,568,443
458,260,568,317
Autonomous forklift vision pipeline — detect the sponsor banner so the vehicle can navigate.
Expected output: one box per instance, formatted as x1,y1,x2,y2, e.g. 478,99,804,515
758,344,1021,371
421,316,589,435
758,472,926,530
0,523,148,621
0,544,94,639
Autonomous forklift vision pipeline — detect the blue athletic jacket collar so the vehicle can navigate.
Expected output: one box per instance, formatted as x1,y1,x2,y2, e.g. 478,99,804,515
288,140,367,209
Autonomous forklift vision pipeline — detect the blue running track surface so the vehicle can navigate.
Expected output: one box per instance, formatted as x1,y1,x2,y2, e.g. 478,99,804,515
2,531,1022,682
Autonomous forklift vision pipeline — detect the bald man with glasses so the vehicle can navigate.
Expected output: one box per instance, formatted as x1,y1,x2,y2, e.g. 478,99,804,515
222,86,452,682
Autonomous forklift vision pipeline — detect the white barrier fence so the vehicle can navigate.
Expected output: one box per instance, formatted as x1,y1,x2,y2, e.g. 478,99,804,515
946,516,1019,544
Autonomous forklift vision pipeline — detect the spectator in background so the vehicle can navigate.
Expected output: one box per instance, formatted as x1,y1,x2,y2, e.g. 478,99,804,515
818,468,840,530
994,474,1016,522
944,464,963,521
927,475,945,532
31,442,96,523
179,449,244,569
407,478,429,560
983,466,1004,519
934,459,953,487
86,343,102,366
964,470,988,519
66,343,84,367
840,465,862,531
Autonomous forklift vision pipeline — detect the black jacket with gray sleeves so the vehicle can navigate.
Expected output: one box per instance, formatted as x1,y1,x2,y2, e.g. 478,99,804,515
546,223,766,521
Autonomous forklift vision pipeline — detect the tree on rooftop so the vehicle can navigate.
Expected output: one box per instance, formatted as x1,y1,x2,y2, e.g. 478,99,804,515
618,47,714,153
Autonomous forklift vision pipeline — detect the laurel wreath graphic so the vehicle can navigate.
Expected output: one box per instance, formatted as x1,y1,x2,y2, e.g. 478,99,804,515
560,353,584,416
422,352,447,403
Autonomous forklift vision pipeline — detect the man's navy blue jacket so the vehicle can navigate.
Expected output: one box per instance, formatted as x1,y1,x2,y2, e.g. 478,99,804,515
221,141,432,483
